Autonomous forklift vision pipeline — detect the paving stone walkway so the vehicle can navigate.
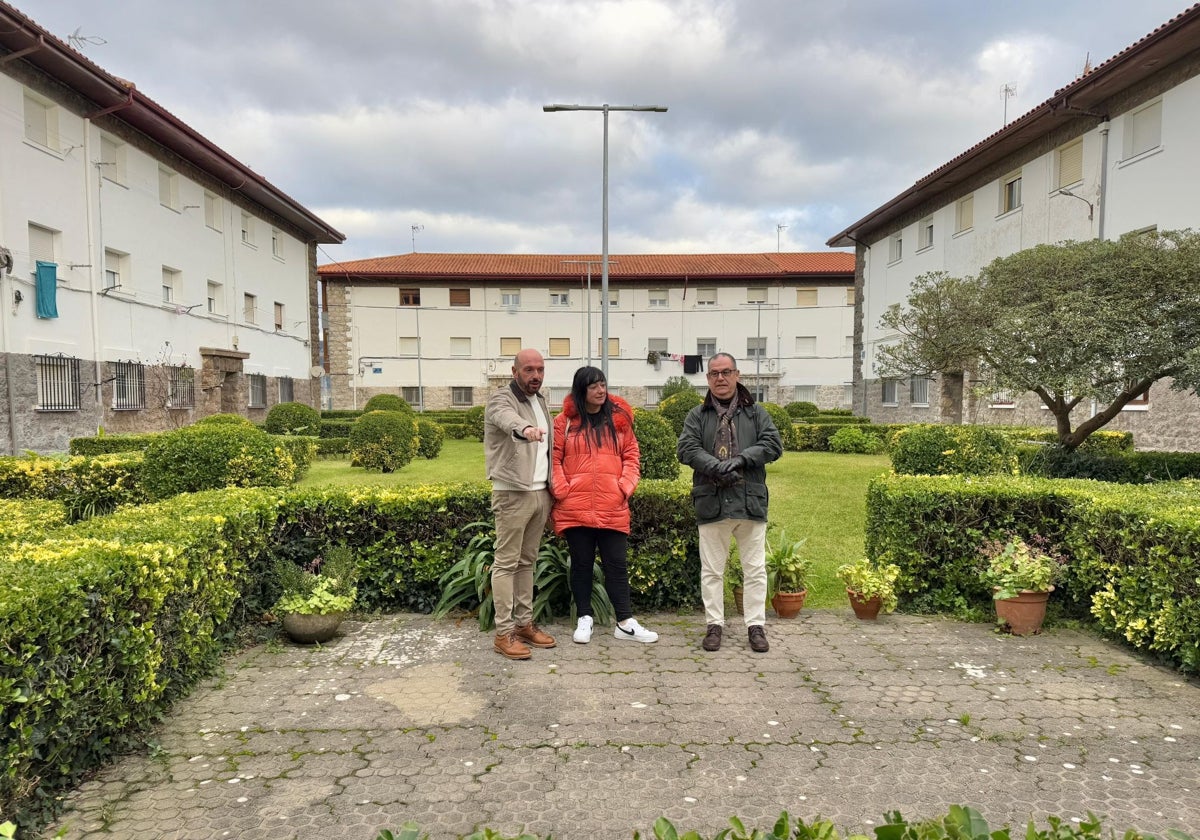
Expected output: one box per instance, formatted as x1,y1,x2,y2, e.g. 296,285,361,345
43,611,1200,840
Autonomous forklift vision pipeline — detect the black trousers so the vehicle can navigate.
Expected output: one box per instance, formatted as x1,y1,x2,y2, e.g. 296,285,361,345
563,527,633,622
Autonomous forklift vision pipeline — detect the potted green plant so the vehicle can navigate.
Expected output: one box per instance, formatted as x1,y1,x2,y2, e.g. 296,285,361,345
274,546,358,644
836,557,900,620
647,350,662,369
980,534,1063,635
765,528,811,619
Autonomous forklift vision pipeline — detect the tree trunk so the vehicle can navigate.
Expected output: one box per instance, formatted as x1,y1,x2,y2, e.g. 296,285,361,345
940,371,964,424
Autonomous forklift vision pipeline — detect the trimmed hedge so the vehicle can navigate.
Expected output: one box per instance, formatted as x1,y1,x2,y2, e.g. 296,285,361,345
1019,445,1200,483
142,425,296,499
760,402,799,451
0,454,147,521
69,433,160,455
632,407,680,481
349,410,419,472
890,423,1018,476
415,418,445,459
657,389,703,436
264,402,322,436
363,394,413,413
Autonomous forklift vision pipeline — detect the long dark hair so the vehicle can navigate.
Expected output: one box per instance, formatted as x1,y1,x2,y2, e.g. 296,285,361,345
569,366,620,449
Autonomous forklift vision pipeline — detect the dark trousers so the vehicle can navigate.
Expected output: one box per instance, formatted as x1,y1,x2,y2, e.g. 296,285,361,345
563,527,633,622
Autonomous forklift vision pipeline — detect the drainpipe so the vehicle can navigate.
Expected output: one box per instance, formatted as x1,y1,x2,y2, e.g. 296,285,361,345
1097,122,1110,241
84,123,104,430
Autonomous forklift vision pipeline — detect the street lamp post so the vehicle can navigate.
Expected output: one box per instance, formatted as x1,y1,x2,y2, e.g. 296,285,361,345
544,103,668,375
561,259,617,366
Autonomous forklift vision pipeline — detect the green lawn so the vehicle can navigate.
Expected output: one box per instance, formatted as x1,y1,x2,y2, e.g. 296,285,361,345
300,442,890,608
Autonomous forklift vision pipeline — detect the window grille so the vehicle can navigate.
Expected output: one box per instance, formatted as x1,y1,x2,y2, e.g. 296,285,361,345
452,386,473,406
113,360,146,410
169,366,195,408
248,373,267,408
278,377,294,403
35,354,82,411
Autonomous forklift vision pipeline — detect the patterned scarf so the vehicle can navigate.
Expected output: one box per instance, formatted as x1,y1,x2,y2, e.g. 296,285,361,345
713,399,740,461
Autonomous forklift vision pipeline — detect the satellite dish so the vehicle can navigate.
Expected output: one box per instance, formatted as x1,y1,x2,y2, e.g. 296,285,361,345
309,365,326,378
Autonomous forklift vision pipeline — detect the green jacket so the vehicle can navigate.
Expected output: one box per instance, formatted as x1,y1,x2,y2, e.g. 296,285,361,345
676,384,783,525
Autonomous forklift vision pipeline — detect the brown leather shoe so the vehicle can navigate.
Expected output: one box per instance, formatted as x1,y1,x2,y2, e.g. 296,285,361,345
494,632,532,660
514,623,556,648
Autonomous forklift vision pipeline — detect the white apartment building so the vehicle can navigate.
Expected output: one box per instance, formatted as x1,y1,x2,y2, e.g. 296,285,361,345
318,252,856,411
0,2,343,453
829,5,1200,451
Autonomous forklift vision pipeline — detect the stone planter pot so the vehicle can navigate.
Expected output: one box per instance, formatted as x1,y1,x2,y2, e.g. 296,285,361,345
993,586,1054,636
847,590,883,620
770,589,807,619
280,612,344,644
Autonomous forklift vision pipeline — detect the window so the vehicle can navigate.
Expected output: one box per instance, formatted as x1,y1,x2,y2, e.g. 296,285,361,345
399,288,421,306
696,288,717,307
501,290,520,308
1125,386,1150,409
910,376,930,406
597,338,620,358
278,377,294,403
23,92,58,150
449,288,471,307
161,267,180,304
550,291,570,307
28,223,56,264
918,217,934,251
204,192,221,230
697,338,716,357
452,386,473,407
100,135,126,184
168,366,195,409
747,337,766,359
845,335,855,356
794,385,816,403
549,337,571,357
1124,100,1162,160
500,337,521,356
990,390,1015,408
1057,139,1083,188
843,384,854,407
796,288,818,307
158,167,179,210
398,337,419,355
845,288,855,306
274,301,285,331
240,212,254,245
402,387,424,406
104,249,127,291
545,387,569,408
36,354,81,411
244,293,257,324
888,233,903,263
271,229,283,259
881,380,899,405
955,194,974,233
450,337,471,356
648,289,668,308
112,361,146,410
796,336,817,357
747,287,767,304
1001,171,1022,214
607,290,620,308
247,374,267,409
207,280,223,315
648,338,669,354
746,383,767,402
645,386,663,407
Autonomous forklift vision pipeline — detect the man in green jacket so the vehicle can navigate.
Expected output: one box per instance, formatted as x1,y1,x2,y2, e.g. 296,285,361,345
677,353,783,653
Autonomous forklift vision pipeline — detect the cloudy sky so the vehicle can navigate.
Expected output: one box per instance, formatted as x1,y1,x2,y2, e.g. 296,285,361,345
29,1,1193,263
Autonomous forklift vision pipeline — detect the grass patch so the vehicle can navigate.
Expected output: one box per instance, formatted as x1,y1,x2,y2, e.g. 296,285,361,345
300,442,889,609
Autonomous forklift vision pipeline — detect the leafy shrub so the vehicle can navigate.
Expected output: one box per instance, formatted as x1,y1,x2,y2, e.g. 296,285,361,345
760,402,798,451
660,375,694,400
363,393,413,414
349,410,419,472
265,402,322,436
829,426,886,454
272,435,317,479
142,424,294,499
657,389,703,436
415,418,445,459
195,413,254,427
462,405,486,441
632,408,679,481
890,423,1017,476
785,401,819,418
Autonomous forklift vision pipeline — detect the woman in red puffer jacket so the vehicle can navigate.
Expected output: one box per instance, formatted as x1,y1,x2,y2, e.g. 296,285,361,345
552,366,658,645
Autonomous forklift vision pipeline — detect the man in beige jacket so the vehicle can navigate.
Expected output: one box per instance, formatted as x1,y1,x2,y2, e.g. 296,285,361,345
484,348,557,660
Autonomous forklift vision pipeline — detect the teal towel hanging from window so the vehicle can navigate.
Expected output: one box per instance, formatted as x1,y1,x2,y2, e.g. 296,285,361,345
35,261,59,319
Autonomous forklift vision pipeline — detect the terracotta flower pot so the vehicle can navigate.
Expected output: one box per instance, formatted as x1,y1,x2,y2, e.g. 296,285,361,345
993,586,1053,636
771,589,807,619
847,589,883,620
280,612,344,644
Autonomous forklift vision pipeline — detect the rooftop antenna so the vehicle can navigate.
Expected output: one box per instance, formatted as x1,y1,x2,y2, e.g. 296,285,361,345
1001,83,1016,126
776,223,788,252
411,224,424,253
67,27,107,51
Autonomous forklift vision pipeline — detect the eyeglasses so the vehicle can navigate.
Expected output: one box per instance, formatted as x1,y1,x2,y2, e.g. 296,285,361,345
707,368,738,379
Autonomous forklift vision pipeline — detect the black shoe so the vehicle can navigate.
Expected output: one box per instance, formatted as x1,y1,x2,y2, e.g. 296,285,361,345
702,624,722,651
748,625,769,653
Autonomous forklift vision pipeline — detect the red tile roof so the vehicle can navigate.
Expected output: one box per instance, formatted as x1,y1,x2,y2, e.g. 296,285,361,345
319,251,854,280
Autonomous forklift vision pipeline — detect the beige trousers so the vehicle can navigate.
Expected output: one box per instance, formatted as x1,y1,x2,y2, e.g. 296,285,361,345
491,489,551,635
698,518,767,628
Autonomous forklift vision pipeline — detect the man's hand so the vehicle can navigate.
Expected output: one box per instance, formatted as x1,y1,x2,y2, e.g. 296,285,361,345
714,455,746,477
521,425,545,442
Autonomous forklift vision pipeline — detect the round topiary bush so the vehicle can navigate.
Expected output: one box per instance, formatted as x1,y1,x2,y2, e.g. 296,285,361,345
195,413,254,427
363,393,413,414
265,401,322,436
463,405,486,441
658,389,703,436
660,376,695,401
760,402,799,451
785,401,820,419
890,423,1018,476
415,418,445,459
828,426,886,454
349,410,419,472
142,424,295,499
632,407,680,481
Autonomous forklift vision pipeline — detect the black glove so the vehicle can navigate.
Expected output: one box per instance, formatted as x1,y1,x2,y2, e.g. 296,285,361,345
715,455,746,477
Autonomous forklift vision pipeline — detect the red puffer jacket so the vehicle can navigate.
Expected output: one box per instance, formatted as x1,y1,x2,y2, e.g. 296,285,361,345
550,394,640,534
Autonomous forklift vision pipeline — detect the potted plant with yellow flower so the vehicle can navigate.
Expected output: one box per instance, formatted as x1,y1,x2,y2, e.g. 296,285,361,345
836,557,900,620
980,534,1063,635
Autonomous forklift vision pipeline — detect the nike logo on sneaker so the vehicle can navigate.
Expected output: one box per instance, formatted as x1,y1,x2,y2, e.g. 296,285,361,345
617,625,634,635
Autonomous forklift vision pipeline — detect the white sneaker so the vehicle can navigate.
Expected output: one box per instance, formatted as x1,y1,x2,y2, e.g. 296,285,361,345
573,615,593,644
614,618,658,644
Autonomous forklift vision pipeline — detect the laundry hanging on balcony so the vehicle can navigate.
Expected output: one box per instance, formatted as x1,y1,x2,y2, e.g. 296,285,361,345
35,261,59,319
682,355,704,374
